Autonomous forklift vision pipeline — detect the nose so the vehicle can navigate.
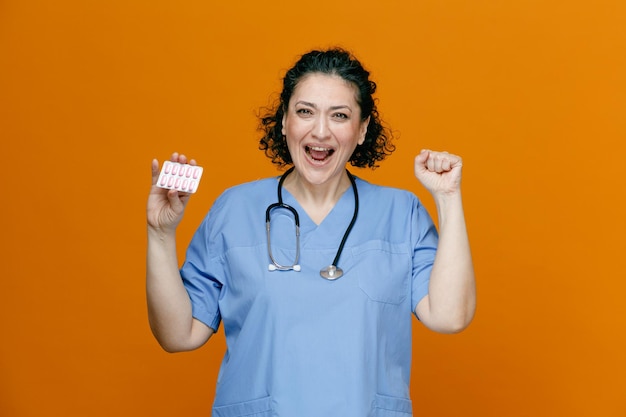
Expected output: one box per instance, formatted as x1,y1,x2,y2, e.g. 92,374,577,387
312,116,331,140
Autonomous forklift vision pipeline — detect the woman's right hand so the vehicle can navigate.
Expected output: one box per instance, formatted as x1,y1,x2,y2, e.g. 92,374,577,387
147,152,196,233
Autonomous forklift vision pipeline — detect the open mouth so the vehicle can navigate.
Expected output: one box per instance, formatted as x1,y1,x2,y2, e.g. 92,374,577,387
305,145,335,162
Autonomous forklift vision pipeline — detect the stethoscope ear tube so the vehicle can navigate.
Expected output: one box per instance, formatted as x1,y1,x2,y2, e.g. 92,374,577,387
266,201,301,272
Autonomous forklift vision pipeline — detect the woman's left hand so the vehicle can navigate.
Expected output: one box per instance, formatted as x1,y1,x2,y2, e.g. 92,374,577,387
414,149,463,196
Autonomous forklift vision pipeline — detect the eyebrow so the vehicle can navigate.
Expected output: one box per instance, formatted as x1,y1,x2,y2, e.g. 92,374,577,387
295,101,353,112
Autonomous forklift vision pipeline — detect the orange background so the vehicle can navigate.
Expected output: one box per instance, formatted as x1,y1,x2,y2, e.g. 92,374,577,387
1,1,625,416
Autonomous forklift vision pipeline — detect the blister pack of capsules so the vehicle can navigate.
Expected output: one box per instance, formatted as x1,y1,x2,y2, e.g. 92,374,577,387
156,161,204,193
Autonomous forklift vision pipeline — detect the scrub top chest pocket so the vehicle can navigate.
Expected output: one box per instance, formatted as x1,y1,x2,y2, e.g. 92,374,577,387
351,240,412,305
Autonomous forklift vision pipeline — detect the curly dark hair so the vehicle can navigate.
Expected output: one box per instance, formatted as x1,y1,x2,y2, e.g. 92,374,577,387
259,48,395,169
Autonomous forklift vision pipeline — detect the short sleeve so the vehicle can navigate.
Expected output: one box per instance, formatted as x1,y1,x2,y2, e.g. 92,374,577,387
410,198,438,315
180,213,224,332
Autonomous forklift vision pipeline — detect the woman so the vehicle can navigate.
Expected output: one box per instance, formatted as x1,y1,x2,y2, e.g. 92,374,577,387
146,48,475,417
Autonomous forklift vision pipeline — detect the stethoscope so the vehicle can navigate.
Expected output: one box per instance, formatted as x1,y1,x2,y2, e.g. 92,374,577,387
265,166,359,280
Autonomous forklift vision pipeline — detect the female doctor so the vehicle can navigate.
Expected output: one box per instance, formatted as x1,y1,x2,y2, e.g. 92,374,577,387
146,48,475,417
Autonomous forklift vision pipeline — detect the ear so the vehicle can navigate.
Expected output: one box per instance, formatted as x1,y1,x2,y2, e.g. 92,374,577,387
281,112,287,136
358,116,370,145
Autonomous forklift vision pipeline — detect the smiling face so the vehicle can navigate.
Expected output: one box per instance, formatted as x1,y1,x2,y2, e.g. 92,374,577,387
281,73,370,187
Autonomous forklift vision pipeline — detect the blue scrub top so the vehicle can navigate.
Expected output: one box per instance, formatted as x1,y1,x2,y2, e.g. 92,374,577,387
180,176,438,417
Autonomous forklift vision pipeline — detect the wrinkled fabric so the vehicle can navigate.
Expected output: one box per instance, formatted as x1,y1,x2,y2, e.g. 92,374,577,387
181,176,438,417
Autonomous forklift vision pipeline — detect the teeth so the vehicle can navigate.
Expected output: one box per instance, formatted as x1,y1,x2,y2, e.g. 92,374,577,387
305,145,334,161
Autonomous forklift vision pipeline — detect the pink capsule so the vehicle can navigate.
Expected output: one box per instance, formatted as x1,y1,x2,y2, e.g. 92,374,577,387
185,166,192,178
179,165,186,176
159,175,167,186
174,178,181,188
171,164,179,175
167,176,175,187
181,179,189,191
189,181,197,192
164,161,172,174
192,168,200,179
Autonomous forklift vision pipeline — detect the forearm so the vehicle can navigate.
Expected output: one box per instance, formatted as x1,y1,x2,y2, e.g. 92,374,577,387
418,192,476,333
146,227,210,352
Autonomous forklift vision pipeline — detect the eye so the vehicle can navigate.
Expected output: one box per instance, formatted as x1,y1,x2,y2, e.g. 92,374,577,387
296,108,313,116
333,112,349,120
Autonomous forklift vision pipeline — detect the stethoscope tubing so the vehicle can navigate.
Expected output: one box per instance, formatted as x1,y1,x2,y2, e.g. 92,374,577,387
265,166,358,279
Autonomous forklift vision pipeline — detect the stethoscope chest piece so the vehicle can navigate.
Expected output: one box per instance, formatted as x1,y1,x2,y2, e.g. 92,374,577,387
320,265,343,280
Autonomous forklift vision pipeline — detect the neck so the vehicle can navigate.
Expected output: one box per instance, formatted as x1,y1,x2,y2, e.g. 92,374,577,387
282,168,352,224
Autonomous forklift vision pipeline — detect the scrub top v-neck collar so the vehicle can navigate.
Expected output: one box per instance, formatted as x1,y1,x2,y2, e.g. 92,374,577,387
279,178,358,247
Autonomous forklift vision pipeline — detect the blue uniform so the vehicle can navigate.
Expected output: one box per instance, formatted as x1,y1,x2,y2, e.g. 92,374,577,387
181,176,438,417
